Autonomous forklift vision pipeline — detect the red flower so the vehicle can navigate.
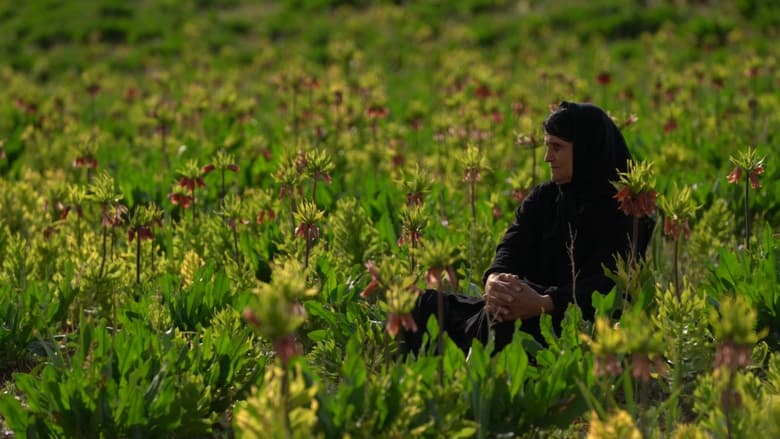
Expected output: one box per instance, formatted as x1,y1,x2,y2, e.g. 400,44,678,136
749,172,761,189
272,334,303,367
726,167,742,184
242,308,261,326
463,168,482,183
169,193,193,208
663,118,677,133
386,312,417,337
129,226,155,242
406,193,424,206
201,164,215,174
425,266,458,290
474,85,492,99
295,223,320,242
73,156,98,169
227,163,240,172
366,105,390,119
178,176,206,192
256,209,276,224
359,261,383,298
614,188,656,218
596,72,612,85
512,188,529,204
663,216,690,240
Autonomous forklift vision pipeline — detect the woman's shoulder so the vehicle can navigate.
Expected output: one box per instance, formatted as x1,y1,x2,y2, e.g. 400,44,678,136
526,181,560,202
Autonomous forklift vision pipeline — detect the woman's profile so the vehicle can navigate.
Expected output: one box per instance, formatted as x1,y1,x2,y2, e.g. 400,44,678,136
404,101,654,354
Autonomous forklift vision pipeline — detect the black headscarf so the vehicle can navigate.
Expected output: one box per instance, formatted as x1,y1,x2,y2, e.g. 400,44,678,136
542,102,632,223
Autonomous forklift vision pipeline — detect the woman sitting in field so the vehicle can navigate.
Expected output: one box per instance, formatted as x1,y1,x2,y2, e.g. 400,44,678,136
404,101,653,354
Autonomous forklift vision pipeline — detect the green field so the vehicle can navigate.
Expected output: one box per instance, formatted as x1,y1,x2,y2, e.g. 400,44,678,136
1,0,780,437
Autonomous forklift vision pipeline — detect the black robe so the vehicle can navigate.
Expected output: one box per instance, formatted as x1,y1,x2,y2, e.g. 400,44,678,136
403,102,654,354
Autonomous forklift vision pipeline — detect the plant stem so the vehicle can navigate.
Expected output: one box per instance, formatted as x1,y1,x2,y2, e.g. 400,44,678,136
304,236,311,269
673,234,682,298
631,216,639,264
312,179,318,205
280,364,292,438
469,180,476,222
436,287,445,387
99,226,107,278
191,188,197,221
724,371,735,439
221,169,226,205
136,234,141,284
233,228,240,263
744,171,750,251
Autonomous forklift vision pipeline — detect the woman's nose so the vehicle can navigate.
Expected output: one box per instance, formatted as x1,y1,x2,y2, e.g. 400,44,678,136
543,148,553,162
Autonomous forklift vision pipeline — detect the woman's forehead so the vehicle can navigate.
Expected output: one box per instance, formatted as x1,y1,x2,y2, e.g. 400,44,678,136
544,133,572,145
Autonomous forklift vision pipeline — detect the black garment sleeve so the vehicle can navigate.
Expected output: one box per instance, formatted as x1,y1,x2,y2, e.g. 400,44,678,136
482,185,546,286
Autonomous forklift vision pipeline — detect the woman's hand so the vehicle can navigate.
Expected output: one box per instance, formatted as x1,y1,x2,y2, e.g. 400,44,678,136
483,273,554,322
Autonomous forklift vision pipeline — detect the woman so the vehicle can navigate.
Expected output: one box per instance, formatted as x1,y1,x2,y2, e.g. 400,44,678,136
404,101,653,354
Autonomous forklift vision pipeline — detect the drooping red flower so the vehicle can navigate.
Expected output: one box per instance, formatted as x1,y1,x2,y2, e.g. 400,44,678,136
295,223,320,242
256,208,276,224
366,105,390,119
726,167,742,184
169,193,193,208
663,118,677,133
73,156,99,170
128,226,155,242
474,85,492,99
386,312,417,337
272,334,303,367
749,172,761,189
425,266,458,291
594,353,623,377
663,216,691,240
614,188,656,218
201,164,215,175
596,72,612,85
359,261,383,298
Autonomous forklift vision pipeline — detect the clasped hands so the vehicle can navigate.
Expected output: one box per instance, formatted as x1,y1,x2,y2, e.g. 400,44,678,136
483,272,554,322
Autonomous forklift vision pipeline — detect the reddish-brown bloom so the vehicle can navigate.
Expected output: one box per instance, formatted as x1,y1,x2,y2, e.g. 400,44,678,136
663,118,677,133
727,167,742,184
272,334,303,367
474,85,492,99
256,209,276,224
366,105,390,119
463,168,482,183
596,72,612,85
749,172,761,189
128,226,155,242
715,341,752,371
512,188,529,204
386,312,417,337
73,156,99,170
101,204,127,228
169,193,193,208
178,176,206,192
397,229,421,246
359,261,383,298
425,266,458,291
663,216,691,240
201,164,215,175
594,353,622,377
614,188,657,217
295,223,320,242
630,353,651,382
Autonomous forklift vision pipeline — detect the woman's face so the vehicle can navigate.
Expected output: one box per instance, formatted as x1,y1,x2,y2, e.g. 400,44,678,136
543,133,574,184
